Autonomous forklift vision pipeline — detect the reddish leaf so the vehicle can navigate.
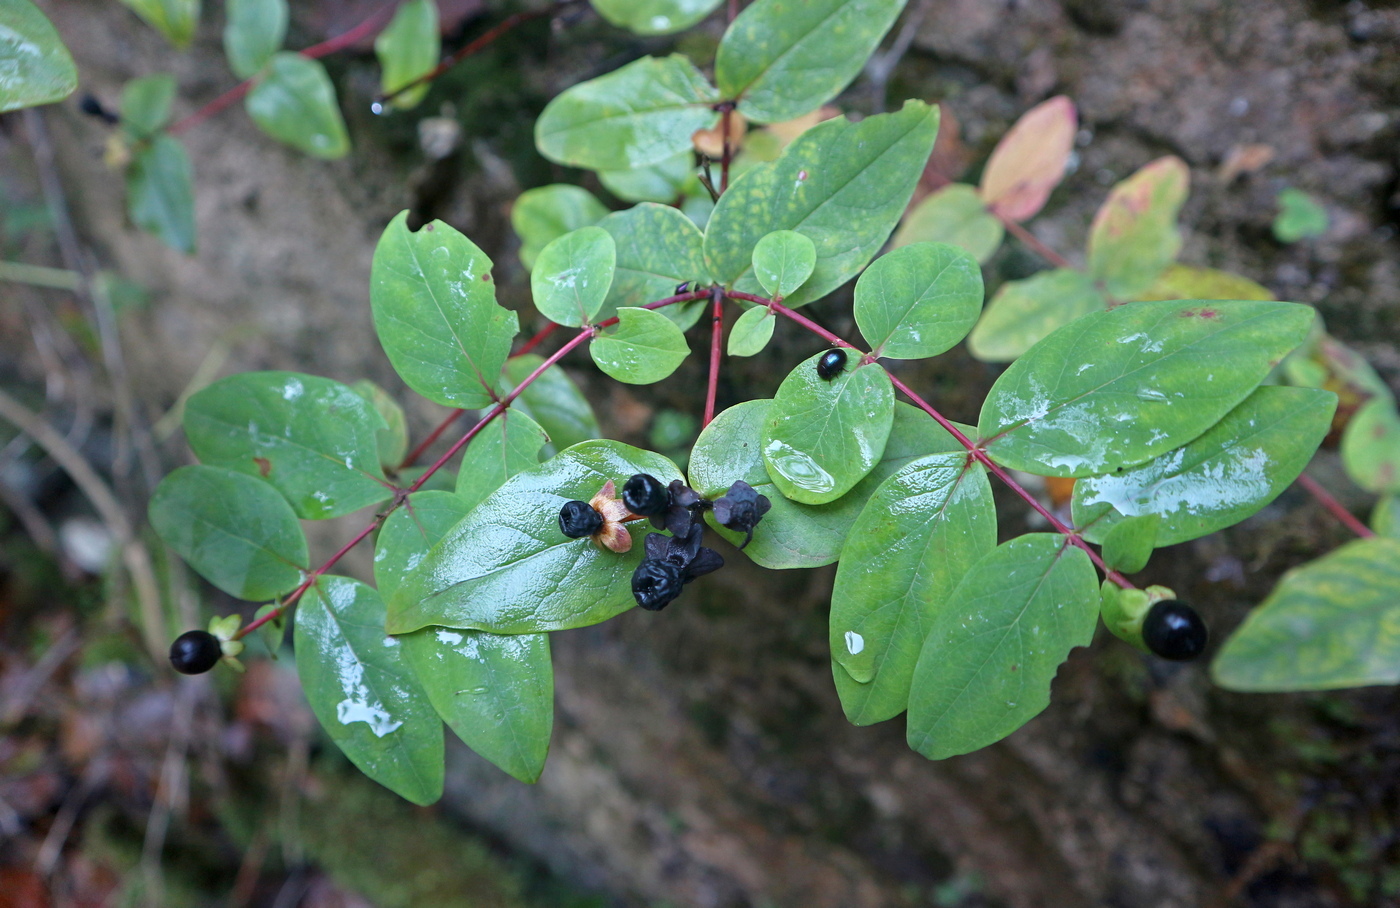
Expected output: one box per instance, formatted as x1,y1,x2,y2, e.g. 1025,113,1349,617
978,95,1077,222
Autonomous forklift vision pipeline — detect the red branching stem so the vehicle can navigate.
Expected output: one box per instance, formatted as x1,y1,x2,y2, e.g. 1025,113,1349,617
720,107,734,194
1000,216,1074,271
514,322,559,358
238,520,380,638
704,289,724,427
728,0,738,21
1296,472,1375,538
397,408,467,471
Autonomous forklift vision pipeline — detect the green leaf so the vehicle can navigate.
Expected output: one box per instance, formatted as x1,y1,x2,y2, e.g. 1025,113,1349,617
0,0,78,113
386,441,684,635
1372,495,1399,538
762,354,895,505
223,0,287,79
891,184,1003,263
590,0,722,34
597,202,709,331
590,307,689,384
1086,156,1189,300
830,454,996,725
1272,188,1329,244
727,306,775,357
690,400,968,569
184,371,392,519
967,269,1105,363
1072,386,1337,546
119,0,200,48
499,355,600,457
402,628,552,783
530,226,617,328
977,95,1076,222
370,211,519,410
127,133,196,254
598,152,695,203
455,411,548,513
853,242,983,360
120,73,176,140
253,602,287,656
715,0,908,124
1098,514,1159,574
979,299,1315,477
704,101,939,307
351,379,408,471
245,52,350,159
374,0,438,110
1136,263,1273,303
374,491,473,602
512,184,610,271
148,465,308,600
296,576,444,805
1341,397,1400,494
906,534,1099,760
751,230,816,300
535,54,719,171
1212,537,1400,691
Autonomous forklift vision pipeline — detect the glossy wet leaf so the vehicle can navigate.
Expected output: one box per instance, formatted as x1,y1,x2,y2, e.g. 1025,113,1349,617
716,0,907,124
906,534,1099,759
979,299,1314,478
830,454,996,725
148,465,307,600
1341,397,1400,494
511,184,609,271
120,73,176,140
371,211,519,409
119,0,199,48
245,53,349,159
978,95,1076,222
752,230,816,299
223,0,286,79
374,491,473,602
499,356,599,457
531,226,616,328
1086,156,1189,300
891,184,1003,263
455,411,548,513
599,152,695,203
535,54,719,171
967,269,1105,363
351,380,408,470
386,441,684,635
1072,386,1337,546
762,354,895,505
296,576,443,805
727,306,775,357
1212,537,1400,691
0,0,78,112
590,307,689,384
1098,514,1158,574
1136,264,1273,303
591,0,722,34
127,133,196,254
853,242,983,360
597,202,708,331
184,371,391,519
373,0,437,110
1272,188,1329,244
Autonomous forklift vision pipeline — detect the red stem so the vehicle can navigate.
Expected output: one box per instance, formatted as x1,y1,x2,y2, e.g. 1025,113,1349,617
397,408,466,471
1295,473,1375,538
239,520,380,637
514,322,559,359
720,107,733,194
704,289,724,427
1000,216,1074,271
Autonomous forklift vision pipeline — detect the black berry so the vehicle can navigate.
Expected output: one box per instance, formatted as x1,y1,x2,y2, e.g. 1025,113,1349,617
558,500,603,538
712,480,771,548
622,473,669,517
816,349,848,381
644,525,724,582
632,560,684,611
1142,600,1209,661
170,630,223,674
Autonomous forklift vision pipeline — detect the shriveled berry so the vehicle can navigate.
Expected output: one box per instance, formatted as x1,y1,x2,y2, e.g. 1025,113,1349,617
712,480,771,548
644,526,724,582
622,473,669,517
170,630,223,674
559,500,603,538
632,560,684,611
1142,599,1208,661
816,348,848,381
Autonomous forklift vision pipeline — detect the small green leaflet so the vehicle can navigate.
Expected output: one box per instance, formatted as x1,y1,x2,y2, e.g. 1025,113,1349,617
245,52,349,159
853,242,983,360
370,212,519,410
534,54,719,171
223,0,287,79
387,441,684,635
512,184,609,271
978,300,1314,478
1,0,78,113
906,534,1099,760
1072,386,1337,546
830,453,996,726
1212,537,1400,691
148,465,307,600
120,73,176,140
455,410,548,513
590,0,723,34
590,307,689,384
727,307,775,357
1086,156,1188,300
351,379,408,471
127,133,196,254
119,0,200,48
597,203,709,331
530,226,617,327
966,269,1105,363
374,491,473,603
296,576,444,805
1098,514,1159,574
1341,397,1400,494
716,0,908,124
891,184,1003,264
183,371,392,520
751,230,816,300
761,354,895,505
374,0,438,110
499,356,599,457
1272,188,1329,244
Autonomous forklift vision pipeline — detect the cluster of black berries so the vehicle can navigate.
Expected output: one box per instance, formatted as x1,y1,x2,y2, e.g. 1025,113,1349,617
1141,599,1208,661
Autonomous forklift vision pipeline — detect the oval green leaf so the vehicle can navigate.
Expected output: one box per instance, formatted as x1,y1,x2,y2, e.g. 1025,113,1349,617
223,0,287,79
374,0,438,110
891,183,1003,263
853,242,983,360
597,202,709,331
245,52,349,159
531,226,617,327
511,184,610,271
1,0,78,113
120,73,176,140
118,0,199,48
752,230,816,300
455,411,548,513
127,133,196,254
1098,513,1159,574
590,0,722,34
599,152,695,204
590,307,689,384
499,356,599,457
966,268,1106,363
727,306,775,357
374,491,474,603
1341,397,1400,494
1086,156,1189,300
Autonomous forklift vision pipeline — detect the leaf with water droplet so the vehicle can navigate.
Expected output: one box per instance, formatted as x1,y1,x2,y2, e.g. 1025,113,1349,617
590,307,690,384
375,491,473,603
531,226,616,328
373,0,438,110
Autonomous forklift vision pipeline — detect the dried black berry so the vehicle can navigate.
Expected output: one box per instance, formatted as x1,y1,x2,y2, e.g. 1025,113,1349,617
712,480,771,548
622,473,669,517
644,525,724,582
654,479,710,535
816,348,848,381
1142,599,1208,661
632,560,684,610
170,630,223,674
558,500,603,538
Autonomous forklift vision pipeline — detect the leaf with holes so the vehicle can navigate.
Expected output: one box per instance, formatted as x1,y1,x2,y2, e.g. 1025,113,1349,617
853,242,983,360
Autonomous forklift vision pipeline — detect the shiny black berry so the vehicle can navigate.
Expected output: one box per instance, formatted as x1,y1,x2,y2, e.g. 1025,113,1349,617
1142,600,1208,661
632,559,684,611
170,630,223,674
622,473,669,517
816,349,848,381
558,500,603,538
